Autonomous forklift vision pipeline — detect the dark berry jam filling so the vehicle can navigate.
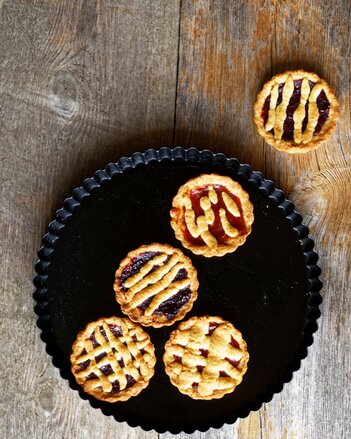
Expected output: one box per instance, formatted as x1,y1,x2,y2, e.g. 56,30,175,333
219,370,230,377
282,79,303,140
79,359,90,370
109,324,123,338
95,352,107,363
173,355,182,362
261,80,330,141
182,184,247,246
261,94,271,126
126,374,136,388
120,251,159,285
200,349,208,358
197,365,205,373
314,90,330,134
109,375,136,394
100,364,114,376
153,286,192,319
174,267,188,281
99,325,108,341
89,332,99,348
111,380,120,393
138,295,154,312
86,372,98,380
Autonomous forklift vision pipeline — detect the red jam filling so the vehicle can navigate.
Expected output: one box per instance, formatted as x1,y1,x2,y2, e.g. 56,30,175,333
226,357,240,368
230,335,240,349
208,322,219,336
182,185,247,246
261,80,330,140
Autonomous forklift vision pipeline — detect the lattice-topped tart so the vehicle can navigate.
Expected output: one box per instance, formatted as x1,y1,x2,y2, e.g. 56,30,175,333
170,174,254,257
70,316,156,402
163,316,249,400
254,70,339,153
114,244,199,327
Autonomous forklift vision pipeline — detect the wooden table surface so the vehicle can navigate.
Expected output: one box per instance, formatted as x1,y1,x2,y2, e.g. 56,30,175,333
1,1,350,438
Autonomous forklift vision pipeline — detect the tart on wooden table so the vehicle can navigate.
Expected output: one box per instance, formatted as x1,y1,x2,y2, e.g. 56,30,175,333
170,174,254,257
254,70,339,153
114,243,199,327
163,316,249,400
70,316,156,402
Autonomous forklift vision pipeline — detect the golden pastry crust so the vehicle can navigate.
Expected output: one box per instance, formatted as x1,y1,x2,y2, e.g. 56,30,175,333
170,174,254,257
163,316,249,400
70,316,156,402
114,244,199,328
254,70,339,153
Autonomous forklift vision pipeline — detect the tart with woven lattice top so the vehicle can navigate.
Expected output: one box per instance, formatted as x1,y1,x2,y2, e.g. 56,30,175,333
114,244,199,328
70,316,156,402
163,316,249,400
170,174,254,257
254,70,339,153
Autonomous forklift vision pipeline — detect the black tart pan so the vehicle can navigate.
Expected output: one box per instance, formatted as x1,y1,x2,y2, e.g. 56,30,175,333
34,147,322,433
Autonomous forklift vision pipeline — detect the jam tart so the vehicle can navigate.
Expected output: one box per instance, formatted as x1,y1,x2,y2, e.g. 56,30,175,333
254,70,339,153
163,316,249,400
170,174,254,257
70,316,156,402
114,244,199,328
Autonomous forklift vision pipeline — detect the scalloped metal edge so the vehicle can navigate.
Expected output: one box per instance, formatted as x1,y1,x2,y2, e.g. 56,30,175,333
33,146,322,434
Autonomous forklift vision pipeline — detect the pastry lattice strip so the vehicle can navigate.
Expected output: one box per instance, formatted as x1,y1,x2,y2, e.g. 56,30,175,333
75,320,151,393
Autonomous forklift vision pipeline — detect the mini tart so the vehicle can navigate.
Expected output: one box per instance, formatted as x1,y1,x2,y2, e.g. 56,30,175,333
70,316,156,402
254,70,339,153
170,174,254,257
114,244,199,328
163,316,249,400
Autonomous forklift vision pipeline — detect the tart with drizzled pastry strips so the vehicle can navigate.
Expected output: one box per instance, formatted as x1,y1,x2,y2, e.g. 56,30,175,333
163,316,249,400
170,174,254,257
70,316,156,402
114,244,199,327
254,70,339,153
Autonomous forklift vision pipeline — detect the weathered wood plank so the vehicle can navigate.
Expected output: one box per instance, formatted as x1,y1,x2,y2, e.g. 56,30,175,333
0,0,179,438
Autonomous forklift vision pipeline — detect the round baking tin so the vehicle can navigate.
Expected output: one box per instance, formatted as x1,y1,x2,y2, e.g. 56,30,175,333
33,147,322,433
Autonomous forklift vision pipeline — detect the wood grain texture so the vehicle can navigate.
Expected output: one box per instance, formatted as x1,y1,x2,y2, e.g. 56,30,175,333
1,0,350,438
